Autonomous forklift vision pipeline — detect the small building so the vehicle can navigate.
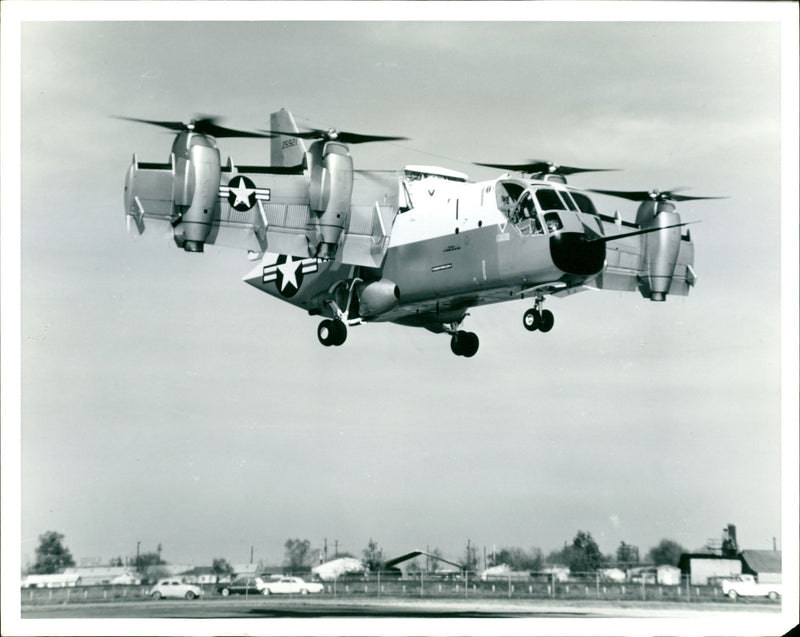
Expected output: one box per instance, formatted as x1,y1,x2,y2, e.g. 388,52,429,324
740,550,781,584
533,566,570,583
22,573,82,588
62,566,141,586
598,568,626,583
312,557,364,581
179,566,218,585
656,565,681,586
232,563,259,578
678,554,741,586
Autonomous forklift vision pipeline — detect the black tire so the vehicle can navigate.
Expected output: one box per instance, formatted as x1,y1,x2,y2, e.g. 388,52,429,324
317,320,336,346
461,332,479,357
523,309,540,331
185,591,196,600
539,309,555,332
331,319,347,346
152,591,162,600
220,588,230,597
450,334,463,356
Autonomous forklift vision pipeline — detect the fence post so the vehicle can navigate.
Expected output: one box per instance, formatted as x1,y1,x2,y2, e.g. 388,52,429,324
420,570,424,598
508,574,512,598
377,571,380,598
641,576,646,601
596,572,600,599
465,571,468,599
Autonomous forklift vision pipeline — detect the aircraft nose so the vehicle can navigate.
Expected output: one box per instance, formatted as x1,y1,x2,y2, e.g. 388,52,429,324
549,231,605,276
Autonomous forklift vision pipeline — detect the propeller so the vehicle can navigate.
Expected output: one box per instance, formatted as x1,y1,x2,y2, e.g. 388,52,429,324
259,127,408,144
116,116,274,138
474,160,617,176
588,188,725,202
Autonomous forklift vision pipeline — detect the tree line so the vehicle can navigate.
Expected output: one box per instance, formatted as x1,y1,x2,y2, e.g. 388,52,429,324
26,530,687,577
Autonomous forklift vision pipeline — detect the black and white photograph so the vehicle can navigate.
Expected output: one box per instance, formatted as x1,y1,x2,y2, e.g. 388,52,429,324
2,2,798,636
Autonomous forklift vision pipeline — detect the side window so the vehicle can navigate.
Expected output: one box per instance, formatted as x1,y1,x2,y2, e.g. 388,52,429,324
559,191,579,212
571,192,598,215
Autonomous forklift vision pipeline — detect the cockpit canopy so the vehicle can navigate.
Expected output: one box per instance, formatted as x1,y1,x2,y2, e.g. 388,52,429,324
495,179,598,235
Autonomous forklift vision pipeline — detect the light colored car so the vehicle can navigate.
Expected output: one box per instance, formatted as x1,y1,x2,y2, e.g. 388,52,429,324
262,576,324,595
148,578,203,600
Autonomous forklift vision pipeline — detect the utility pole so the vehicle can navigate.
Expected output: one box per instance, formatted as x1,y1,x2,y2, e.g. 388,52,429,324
250,545,254,564
324,538,328,562
335,539,338,558
136,541,141,574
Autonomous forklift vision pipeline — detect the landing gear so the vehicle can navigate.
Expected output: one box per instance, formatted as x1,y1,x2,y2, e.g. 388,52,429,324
450,330,479,357
317,319,347,346
523,298,555,333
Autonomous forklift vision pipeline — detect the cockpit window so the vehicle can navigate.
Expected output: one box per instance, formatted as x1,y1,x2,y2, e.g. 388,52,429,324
535,189,567,211
495,180,526,214
571,192,598,215
510,191,544,235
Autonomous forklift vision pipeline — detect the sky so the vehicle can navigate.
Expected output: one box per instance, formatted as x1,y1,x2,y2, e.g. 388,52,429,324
2,1,798,600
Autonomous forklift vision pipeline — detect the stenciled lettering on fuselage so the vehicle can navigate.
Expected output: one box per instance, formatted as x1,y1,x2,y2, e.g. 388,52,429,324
262,255,319,298
218,176,271,212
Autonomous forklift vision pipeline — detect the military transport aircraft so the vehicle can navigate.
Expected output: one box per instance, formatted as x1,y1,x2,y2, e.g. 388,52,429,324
122,109,718,357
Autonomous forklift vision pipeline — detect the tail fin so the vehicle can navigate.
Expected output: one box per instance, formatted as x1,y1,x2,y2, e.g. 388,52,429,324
270,108,306,168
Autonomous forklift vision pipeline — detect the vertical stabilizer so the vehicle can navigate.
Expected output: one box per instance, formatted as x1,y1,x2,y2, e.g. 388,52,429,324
270,108,306,167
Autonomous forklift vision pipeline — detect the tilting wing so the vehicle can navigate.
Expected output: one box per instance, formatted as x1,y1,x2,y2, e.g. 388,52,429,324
124,155,401,267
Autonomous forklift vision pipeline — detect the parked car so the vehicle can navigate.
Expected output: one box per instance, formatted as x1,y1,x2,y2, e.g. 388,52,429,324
217,576,268,596
148,578,203,600
720,574,782,600
262,576,324,595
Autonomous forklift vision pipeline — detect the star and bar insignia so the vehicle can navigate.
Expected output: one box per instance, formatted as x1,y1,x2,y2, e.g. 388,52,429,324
262,255,319,298
219,176,271,212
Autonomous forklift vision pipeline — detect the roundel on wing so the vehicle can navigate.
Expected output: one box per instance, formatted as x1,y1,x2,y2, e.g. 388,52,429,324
274,255,304,298
227,175,257,211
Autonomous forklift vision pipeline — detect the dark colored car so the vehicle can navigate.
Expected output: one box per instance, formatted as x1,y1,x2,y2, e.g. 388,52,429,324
217,576,267,596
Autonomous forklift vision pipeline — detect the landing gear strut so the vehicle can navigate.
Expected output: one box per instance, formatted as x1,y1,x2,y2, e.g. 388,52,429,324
523,298,554,333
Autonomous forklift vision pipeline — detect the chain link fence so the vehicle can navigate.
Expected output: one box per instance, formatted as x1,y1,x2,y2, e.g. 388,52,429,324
21,572,778,605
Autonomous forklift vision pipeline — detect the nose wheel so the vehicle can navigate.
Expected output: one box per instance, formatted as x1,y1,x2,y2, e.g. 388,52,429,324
523,298,555,333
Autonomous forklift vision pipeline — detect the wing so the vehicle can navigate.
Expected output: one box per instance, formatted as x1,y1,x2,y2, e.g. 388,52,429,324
124,156,401,267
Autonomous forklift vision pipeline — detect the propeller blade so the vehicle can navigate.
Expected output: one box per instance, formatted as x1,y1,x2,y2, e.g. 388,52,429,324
259,128,408,144
475,160,617,175
589,188,725,202
116,115,273,138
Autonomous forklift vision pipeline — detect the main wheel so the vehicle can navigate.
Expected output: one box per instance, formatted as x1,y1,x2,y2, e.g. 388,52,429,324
451,331,479,357
331,319,347,346
185,590,196,600
523,308,540,331
460,331,479,357
317,320,336,346
539,309,555,332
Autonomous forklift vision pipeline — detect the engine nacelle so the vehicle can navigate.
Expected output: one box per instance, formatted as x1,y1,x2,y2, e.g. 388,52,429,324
170,132,221,252
636,201,683,301
306,141,353,259
357,278,400,318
